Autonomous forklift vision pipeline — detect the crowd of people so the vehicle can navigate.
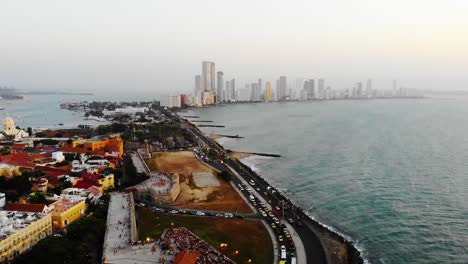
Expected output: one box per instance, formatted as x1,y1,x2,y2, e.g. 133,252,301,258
160,227,235,264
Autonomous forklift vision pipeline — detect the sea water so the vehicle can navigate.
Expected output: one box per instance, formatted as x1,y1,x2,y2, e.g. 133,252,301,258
184,98,468,264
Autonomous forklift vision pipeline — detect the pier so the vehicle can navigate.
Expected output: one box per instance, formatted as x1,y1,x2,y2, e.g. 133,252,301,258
198,124,225,128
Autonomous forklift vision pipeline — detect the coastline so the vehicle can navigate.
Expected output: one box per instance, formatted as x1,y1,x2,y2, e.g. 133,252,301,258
207,132,365,263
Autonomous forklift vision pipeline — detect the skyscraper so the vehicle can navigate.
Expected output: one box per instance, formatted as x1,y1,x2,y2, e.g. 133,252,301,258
304,79,315,100
366,79,372,98
278,76,287,100
230,78,236,101
194,75,202,96
318,79,325,99
202,61,215,104
216,71,224,103
224,81,231,101
265,81,273,102
357,82,363,97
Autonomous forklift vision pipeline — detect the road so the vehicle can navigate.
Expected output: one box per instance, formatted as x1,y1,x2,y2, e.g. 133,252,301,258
163,111,328,264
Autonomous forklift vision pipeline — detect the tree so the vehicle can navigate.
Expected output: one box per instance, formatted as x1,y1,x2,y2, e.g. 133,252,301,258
29,192,46,204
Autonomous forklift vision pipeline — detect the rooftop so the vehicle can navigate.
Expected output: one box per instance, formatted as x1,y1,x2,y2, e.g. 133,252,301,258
3,203,47,213
0,211,48,241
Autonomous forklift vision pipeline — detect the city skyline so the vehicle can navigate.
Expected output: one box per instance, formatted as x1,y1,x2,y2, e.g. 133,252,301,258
1,0,468,97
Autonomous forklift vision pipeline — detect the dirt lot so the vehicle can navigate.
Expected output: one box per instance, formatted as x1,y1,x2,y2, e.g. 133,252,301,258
137,207,273,264
146,151,252,213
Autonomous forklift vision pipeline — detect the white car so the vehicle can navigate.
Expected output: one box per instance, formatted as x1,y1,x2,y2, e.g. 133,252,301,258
196,211,205,216
224,213,233,218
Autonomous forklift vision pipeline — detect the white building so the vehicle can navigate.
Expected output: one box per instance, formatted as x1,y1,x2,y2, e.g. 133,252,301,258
160,95,181,108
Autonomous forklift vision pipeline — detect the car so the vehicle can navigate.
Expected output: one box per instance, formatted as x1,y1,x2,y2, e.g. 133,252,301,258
285,232,291,238
278,235,284,242
224,213,233,218
215,213,223,217
249,195,255,201
260,203,267,208
267,186,271,190
287,218,294,224
170,210,178,214
271,223,276,228
275,206,281,211
261,211,267,217
256,188,261,191
196,211,205,216
268,212,274,217
249,181,255,186
274,219,280,224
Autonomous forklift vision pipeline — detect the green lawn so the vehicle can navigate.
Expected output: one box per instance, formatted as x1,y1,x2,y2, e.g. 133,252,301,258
137,207,273,264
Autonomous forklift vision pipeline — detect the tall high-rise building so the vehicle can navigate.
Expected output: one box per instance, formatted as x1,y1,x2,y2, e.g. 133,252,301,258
265,82,273,102
258,78,263,92
250,83,259,101
304,79,315,100
194,75,202,96
278,76,287,100
230,78,236,101
202,61,215,92
202,61,215,104
366,79,372,98
357,82,363,97
216,71,224,103
318,79,325,99
224,81,231,101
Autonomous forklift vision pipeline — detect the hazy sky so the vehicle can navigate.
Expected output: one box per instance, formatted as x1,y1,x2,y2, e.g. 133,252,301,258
1,0,467,98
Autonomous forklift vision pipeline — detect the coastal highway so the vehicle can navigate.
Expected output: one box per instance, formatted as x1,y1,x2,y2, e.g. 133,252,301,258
166,112,328,264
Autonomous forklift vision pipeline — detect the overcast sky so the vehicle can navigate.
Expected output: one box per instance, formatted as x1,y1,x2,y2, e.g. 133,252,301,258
1,0,467,98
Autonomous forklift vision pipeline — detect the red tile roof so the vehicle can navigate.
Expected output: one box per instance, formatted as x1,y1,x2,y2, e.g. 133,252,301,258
172,252,200,264
3,203,47,213
74,180,101,189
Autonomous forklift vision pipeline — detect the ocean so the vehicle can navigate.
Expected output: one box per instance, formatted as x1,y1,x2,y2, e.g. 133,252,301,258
181,98,468,264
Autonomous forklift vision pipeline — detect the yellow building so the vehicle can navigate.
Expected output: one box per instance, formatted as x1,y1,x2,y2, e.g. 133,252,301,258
0,164,21,178
72,136,124,157
50,199,86,229
0,211,52,263
97,174,115,191
265,82,273,102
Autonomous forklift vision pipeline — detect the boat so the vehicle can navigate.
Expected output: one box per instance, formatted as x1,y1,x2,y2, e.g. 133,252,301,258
0,94,24,100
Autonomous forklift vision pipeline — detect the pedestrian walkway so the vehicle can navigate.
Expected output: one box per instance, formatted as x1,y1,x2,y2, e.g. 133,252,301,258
102,193,174,264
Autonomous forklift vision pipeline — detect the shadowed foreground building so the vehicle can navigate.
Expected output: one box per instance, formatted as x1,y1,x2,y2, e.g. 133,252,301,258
0,211,52,263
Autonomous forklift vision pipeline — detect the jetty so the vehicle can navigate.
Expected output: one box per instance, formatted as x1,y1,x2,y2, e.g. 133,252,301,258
226,150,281,157
198,124,225,128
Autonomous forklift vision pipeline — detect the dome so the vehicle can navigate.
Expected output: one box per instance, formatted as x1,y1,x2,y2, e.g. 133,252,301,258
3,116,15,128
3,116,19,136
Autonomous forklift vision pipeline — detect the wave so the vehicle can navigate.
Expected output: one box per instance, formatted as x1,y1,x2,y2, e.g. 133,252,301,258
237,156,370,264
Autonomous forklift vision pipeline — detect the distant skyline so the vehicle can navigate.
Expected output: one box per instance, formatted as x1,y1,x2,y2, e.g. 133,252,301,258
1,0,468,97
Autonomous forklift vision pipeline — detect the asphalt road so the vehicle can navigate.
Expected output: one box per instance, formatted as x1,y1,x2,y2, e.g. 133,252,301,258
168,112,328,264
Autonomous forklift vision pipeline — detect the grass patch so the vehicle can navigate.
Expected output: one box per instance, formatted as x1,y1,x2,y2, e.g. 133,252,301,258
137,207,273,264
